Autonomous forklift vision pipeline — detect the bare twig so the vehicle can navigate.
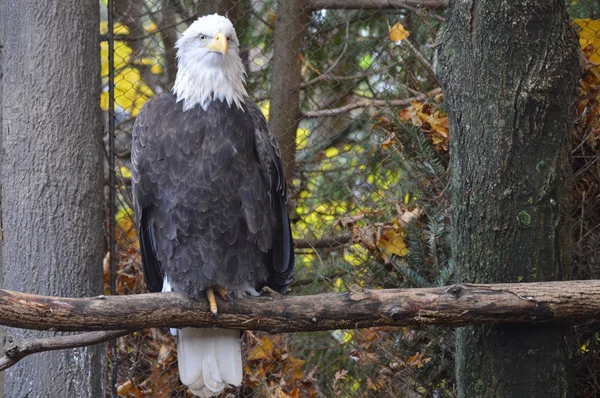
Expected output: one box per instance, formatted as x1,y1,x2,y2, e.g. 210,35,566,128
0,330,131,372
294,236,351,249
303,88,441,118
399,3,446,22
320,22,350,77
291,271,349,286
402,39,438,84
300,60,403,89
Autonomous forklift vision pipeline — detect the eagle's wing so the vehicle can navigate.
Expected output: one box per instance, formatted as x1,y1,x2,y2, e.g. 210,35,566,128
246,99,295,293
131,97,165,293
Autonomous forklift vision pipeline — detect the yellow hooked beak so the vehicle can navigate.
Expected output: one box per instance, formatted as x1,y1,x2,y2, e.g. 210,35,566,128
206,32,228,55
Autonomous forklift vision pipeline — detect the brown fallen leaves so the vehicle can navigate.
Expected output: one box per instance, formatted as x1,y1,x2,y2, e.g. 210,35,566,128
244,333,317,398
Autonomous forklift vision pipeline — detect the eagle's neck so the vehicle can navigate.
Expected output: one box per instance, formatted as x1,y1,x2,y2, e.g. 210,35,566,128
173,56,247,112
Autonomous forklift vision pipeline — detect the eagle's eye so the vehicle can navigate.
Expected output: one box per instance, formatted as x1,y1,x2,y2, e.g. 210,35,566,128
199,34,206,41
226,36,230,41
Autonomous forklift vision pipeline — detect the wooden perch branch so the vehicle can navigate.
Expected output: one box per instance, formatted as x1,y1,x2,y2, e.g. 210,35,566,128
1,280,599,371
0,281,599,334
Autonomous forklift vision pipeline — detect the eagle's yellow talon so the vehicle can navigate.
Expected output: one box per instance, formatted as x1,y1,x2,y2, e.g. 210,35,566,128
214,285,231,302
205,288,218,318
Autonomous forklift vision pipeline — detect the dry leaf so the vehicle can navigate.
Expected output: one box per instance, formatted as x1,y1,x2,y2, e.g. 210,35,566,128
378,224,408,258
247,337,274,361
334,213,365,228
400,100,449,151
381,133,398,150
389,22,409,42
398,207,422,227
406,352,432,369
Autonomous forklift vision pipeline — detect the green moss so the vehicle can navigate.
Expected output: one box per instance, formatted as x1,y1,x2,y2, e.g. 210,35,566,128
518,211,531,225
536,160,547,172
474,379,485,395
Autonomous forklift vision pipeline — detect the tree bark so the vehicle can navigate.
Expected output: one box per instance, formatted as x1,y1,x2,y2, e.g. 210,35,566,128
268,0,309,182
0,1,105,397
0,15,4,398
438,1,580,397
0,281,599,333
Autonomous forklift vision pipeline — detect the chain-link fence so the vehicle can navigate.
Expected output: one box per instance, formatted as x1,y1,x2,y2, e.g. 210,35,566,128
101,1,600,396
571,3,600,396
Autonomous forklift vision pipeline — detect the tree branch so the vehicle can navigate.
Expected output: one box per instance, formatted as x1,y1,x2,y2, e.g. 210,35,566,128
402,39,438,84
300,60,403,90
303,88,440,118
0,280,598,371
294,236,351,249
0,281,599,334
0,330,131,372
307,0,448,10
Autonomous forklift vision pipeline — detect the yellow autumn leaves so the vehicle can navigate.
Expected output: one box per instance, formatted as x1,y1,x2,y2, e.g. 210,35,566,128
100,22,159,116
575,19,600,65
389,22,410,42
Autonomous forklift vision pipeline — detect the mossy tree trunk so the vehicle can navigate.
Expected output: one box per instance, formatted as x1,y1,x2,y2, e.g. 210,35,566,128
438,1,580,397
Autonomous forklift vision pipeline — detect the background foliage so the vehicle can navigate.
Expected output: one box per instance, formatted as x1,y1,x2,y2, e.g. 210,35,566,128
102,1,600,396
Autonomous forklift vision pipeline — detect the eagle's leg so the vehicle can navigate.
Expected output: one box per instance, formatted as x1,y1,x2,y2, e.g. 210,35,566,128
205,286,233,319
205,287,219,318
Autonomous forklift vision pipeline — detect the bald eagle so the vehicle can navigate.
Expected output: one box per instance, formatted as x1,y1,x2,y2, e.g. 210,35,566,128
131,14,294,397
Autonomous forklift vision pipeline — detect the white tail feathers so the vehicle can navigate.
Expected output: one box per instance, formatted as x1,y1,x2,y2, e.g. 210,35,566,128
177,328,243,397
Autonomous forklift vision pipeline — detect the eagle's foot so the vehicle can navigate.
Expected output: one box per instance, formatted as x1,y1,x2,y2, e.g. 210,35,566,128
260,286,282,297
214,285,233,304
205,288,219,320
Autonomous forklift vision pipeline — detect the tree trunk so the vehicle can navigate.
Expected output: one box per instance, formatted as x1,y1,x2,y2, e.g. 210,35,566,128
269,0,309,183
0,15,4,398
438,1,580,397
0,1,105,397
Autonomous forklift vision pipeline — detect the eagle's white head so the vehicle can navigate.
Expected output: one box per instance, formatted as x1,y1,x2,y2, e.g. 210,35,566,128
173,14,248,111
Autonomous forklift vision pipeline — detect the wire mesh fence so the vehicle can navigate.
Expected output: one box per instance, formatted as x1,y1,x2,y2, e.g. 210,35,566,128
571,3,600,396
101,1,600,396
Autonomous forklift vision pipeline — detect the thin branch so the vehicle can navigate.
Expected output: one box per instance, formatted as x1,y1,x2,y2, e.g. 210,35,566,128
303,88,441,118
308,0,448,10
402,39,438,84
0,281,599,334
320,22,350,77
0,330,131,372
399,3,446,22
291,271,349,286
300,60,403,89
294,236,351,249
